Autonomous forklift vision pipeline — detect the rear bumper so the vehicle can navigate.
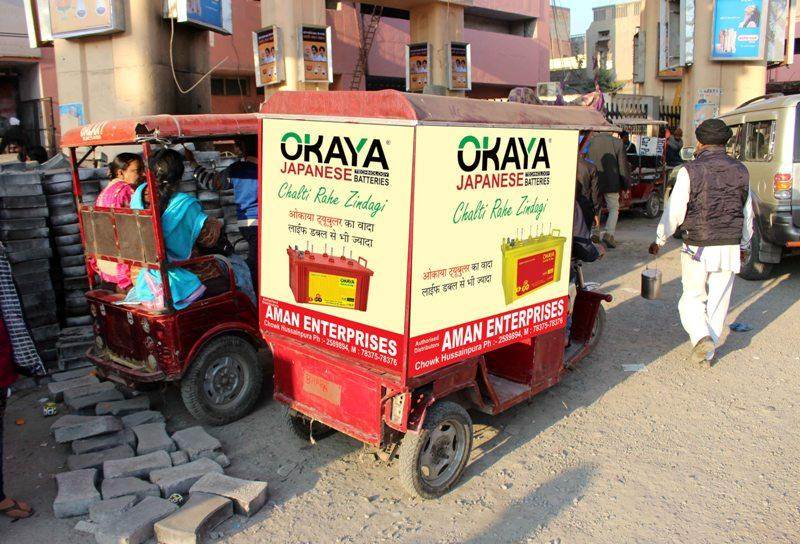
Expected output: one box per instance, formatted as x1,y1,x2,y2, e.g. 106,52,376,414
754,198,800,246
87,346,168,387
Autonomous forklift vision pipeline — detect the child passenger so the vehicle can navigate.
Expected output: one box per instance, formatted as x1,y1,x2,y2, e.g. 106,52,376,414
92,153,144,290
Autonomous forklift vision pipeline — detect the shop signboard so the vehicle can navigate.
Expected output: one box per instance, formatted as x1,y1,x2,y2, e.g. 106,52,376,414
405,43,430,93
299,25,333,84
47,0,125,39
710,0,768,60
447,42,471,91
163,0,232,35
253,26,284,87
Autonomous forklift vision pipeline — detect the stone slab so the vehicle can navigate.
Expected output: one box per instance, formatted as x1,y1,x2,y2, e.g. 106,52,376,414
121,410,165,428
75,519,99,534
170,450,189,466
72,429,137,455
67,388,125,414
50,366,95,382
53,468,100,518
149,458,224,497
67,444,135,471
189,472,268,517
95,396,150,417
94,496,178,544
170,426,221,461
47,374,99,401
103,450,172,480
52,415,123,443
154,492,232,544
101,477,160,502
89,495,138,525
133,422,175,455
62,381,117,404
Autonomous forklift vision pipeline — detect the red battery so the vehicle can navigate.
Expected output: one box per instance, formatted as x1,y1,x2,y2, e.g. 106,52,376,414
287,247,374,311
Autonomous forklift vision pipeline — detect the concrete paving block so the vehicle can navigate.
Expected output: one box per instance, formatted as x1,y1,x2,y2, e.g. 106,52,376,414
154,492,233,544
52,415,123,443
211,452,231,469
47,374,99,401
133,422,176,455
50,366,94,383
103,450,172,480
121,410,165,428
75,519,100,534
67,444,135,471
53,468,101,518
94,496,178,544
67,388,125,414
62,381,118,404
95,396,150,417
72,429,137,455
101,477,160,502
170,450,189,466
89,495,138,525
170,426,221,461
189,473,268,517
149,458,224,497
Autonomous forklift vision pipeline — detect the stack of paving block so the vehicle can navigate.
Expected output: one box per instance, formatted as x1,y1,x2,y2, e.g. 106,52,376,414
0,162,60,366
56,325,95,370
46,367,268,544
42,167,107,330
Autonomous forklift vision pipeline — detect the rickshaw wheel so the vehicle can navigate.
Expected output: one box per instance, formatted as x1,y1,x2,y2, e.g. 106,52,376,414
586,306,606,352
397,400,473,499
180,335,262,426
643,191,661,218
286,410,336,442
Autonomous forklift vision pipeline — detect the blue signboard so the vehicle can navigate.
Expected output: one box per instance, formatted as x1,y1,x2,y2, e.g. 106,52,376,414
710,0,768,60
187,0,223,31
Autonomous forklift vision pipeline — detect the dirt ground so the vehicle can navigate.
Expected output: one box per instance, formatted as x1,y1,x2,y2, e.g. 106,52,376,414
2,216,799,543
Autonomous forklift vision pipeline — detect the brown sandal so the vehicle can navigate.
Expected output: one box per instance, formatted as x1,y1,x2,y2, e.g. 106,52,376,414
0,498,34,520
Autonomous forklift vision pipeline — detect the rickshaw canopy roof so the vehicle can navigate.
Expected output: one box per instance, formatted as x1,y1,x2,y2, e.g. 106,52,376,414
261,90,616,131
61,113,260,148
614,118,668,126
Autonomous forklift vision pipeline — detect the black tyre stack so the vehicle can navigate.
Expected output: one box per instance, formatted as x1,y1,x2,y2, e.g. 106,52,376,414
0,162,60,367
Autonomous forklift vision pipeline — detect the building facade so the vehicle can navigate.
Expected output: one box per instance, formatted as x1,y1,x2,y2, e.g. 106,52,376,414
584,1,641,93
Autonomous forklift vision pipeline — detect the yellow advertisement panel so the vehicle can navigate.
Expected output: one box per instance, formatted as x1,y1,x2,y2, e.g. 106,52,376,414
48,0,124,38
409,126,577,376
259,118,413,371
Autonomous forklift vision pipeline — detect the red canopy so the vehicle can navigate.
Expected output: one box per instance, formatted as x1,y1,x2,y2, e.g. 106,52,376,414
61,113,260,148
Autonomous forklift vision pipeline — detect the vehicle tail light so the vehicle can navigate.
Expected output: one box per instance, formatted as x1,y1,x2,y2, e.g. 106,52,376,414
774,173,793,200
390,393,408,424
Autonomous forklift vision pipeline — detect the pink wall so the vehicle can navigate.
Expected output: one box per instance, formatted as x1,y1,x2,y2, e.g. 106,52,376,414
472,0,544,18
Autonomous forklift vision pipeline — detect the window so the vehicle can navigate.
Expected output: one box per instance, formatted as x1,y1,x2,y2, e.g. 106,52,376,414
726,124,743,159
744,121,775,162
211,78,225,96
794,37,800,55
211,77,251,97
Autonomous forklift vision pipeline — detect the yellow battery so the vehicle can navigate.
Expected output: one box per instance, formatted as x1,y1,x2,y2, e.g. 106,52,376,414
308,272,358,309
501,230,566,304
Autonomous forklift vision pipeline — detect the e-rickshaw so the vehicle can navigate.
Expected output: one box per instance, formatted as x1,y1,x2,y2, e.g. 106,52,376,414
258,91,613,498
62,114,264,425
616,118,669,218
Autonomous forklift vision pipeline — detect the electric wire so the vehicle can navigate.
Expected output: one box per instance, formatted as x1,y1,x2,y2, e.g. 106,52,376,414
169,17,229,95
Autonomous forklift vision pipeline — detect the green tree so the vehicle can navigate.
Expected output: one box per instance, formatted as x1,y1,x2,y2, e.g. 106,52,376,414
595,68,625,94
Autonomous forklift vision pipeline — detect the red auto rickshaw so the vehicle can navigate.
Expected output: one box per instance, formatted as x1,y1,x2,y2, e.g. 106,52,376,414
62,114,265,425
258,91,612,498
616,118,669,218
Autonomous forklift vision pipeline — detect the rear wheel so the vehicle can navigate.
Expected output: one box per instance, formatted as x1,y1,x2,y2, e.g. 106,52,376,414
739,223,774,281
398,400,473,499
586,305,606,352
643,190,661,218
180,335,262,426
286,410,336,441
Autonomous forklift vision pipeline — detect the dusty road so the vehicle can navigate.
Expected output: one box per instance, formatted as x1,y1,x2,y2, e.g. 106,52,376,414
2,216,799,543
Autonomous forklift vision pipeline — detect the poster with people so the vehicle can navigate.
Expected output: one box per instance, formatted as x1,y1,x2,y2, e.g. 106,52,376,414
406,43,430,93
301,25,332,83
447,42,471,91
711,0,768,60
47,0,125,38
254,26,283,87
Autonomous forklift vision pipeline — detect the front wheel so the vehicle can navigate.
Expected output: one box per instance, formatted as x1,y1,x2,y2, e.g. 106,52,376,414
643,190,661,218
397,400,473,499
180,335,263,426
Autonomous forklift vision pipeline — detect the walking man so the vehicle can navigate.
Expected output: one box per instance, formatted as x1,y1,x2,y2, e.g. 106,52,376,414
649,119,752,365
587,131,630,248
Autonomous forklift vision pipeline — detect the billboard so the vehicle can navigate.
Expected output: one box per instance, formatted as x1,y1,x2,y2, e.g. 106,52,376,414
447,42,471,91
253,26,284,87
47,0,125,39
163,0,232,35
405,43,430,93
710,0,768,60
299,25,332,83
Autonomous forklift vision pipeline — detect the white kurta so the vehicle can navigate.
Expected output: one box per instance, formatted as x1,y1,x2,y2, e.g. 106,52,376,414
655,168,753,346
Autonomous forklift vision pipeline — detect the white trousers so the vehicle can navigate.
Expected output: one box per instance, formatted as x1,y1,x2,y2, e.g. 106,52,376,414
604,192,620,236
678,252,735,346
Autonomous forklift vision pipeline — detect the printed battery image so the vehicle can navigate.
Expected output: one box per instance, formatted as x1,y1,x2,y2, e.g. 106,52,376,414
287,247,374,311
501,230,566,304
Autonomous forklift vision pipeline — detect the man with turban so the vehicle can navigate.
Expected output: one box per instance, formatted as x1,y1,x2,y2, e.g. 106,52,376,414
649,119,753,366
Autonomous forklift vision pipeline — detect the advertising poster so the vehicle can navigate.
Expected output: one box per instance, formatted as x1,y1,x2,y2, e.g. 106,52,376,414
765,0,790,63
259,118,414,371
187,0,223,31
406,43,430,93
711,0,768,60
48,0,124,38
408,127,577,376
693,87,722,129
300,26,332,83
447,42,471,91
254,26,282,87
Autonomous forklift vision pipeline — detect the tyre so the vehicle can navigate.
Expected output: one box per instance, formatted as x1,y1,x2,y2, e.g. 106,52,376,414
586,305,606,352
397,400,473,499
643,191,661,218
180,335,262,426
285,410,336,441
739,223,774,281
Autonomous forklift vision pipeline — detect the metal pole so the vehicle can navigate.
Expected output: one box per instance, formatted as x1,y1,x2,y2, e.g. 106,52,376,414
141,143,174,311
